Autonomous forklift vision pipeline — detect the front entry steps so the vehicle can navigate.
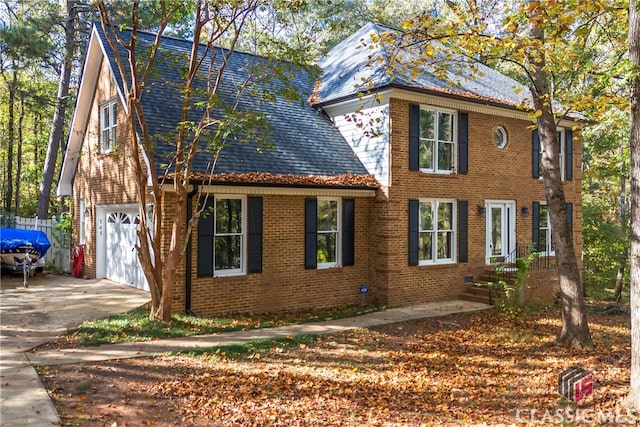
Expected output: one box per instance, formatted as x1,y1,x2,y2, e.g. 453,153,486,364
459,266,516,306
460,282,504,306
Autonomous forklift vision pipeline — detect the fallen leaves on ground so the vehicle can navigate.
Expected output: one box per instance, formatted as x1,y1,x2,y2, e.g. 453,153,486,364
39,305,633,426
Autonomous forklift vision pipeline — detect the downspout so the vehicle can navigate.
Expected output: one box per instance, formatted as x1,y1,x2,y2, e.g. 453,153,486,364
185,184,198,316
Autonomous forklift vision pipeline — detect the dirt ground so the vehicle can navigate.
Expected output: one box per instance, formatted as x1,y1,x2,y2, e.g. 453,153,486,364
38,306,633,427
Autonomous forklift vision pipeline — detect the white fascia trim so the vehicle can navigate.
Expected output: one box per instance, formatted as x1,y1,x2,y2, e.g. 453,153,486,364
57,28,103,196
134,132,155,187
322,91,391,117
161,184,376,198
322,88,583,128
57,26,131,197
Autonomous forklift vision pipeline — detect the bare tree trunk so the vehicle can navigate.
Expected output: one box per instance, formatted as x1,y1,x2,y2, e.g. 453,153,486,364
14,94,24,215
37,0,76,219
3,69,17,214
627,0,640,410
615,142,629,301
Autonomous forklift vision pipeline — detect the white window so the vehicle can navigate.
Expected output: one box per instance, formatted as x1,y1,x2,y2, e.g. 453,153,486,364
79,199,86,244
538,204,554,255
418,199,456,264
557,129,565,181
214,196,245,276
538,129,565,180
317,198,340,268
419,107,456,173
494,126,508,149
100,99,117,153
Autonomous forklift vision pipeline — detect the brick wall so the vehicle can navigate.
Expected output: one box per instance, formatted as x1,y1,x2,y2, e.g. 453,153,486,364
373,97,582,308
72,64,582,315
171,193,374,316
72,57,144,278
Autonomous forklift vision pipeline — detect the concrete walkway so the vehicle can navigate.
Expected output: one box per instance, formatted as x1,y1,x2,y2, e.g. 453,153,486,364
1,276,490,427
1,274,150,427
27,300,491,367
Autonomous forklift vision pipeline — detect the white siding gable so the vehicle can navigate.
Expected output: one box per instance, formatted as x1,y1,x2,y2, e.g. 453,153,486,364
329,103,390,187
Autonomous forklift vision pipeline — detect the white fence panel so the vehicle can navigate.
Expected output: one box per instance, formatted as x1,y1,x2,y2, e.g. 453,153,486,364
12,217,71,272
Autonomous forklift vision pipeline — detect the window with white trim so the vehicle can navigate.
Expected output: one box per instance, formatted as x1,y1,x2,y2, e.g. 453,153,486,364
317,198,340,268
418,199,456,264
537,204,554,255
214,196,245,276
100,99,117,153
419,107,456,173
79,199,86,244
538,129,566,180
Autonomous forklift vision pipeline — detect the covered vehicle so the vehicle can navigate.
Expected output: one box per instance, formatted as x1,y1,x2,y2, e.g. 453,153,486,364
0,227,51,273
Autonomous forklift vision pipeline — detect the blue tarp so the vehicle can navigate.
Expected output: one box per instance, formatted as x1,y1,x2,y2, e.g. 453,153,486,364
0,228,51,258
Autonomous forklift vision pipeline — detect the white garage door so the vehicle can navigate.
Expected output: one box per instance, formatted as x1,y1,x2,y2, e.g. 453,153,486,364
105,210,149,292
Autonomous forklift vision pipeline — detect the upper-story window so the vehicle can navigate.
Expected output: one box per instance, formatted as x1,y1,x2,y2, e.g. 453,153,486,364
533,127,572,181
419,107,456,173
494,126,508,149
100,99,117,153
410,105,467,175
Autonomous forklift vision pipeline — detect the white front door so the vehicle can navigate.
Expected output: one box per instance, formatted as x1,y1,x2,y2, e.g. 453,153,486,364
485,201,516,264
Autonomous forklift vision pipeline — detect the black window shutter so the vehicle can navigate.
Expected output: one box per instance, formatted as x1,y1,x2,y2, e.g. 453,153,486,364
409,104,420,171
409,199,419,265
532,130,540,178
532,201,540,251
342,198,355,266
197,196,215,277
305,198,317,269
457,200,468,262
566,202,573,240
247,197,263,274
565,129,573,180
458,112,468,174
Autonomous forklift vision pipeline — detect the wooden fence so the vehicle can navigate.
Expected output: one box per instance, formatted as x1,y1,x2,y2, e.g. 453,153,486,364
5,216,71,272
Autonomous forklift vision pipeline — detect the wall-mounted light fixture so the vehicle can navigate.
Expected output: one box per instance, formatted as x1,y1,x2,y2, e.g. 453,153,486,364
521,206,529,217
477,205,486,217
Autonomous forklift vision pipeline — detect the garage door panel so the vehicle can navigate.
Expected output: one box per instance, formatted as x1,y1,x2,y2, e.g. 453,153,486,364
105,210,149,292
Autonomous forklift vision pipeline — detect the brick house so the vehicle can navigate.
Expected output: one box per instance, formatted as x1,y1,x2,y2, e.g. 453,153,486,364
57,23,581,316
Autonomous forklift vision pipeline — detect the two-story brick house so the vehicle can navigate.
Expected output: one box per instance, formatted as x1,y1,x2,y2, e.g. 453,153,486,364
58,22,581,316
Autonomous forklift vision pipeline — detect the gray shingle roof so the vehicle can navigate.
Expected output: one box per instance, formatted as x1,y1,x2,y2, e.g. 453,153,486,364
314,22,532,108
94,24,371,183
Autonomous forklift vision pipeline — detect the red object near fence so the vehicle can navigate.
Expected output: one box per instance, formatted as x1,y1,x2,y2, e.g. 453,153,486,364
72,245,84,278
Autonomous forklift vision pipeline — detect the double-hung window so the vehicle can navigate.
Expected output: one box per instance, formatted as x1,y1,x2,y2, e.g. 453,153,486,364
79,199,86,245
214,196,245,276
419,107,456,173
418,199,455,264
100,99,117,153
316,198,340,268
534,128,572,180
537,204,553,255
305,198,354,270
533,201,573,257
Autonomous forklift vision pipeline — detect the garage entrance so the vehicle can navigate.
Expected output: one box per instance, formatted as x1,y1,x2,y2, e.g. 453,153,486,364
96,205,149,292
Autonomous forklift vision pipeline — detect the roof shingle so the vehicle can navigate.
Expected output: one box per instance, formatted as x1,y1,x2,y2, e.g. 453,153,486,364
95,24,373,187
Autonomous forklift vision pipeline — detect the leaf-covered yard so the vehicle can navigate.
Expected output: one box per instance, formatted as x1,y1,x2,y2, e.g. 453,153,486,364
39,306,633,426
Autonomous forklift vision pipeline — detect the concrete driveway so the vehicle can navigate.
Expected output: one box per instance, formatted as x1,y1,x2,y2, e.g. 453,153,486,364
0,272,149,426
